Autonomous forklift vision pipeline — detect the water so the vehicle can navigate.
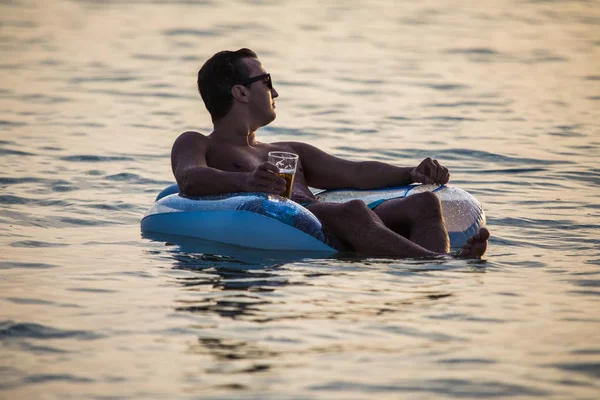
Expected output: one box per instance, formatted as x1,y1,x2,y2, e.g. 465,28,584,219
1,0,599,398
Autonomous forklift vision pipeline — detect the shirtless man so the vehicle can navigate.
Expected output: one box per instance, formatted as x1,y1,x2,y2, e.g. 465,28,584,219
171,48,489,258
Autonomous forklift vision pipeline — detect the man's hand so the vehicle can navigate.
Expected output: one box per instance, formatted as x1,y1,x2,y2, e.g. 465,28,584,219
244,162,287,194
410,157,450,185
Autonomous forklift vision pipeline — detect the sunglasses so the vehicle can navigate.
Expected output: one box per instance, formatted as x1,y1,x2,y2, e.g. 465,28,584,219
236,73,273,90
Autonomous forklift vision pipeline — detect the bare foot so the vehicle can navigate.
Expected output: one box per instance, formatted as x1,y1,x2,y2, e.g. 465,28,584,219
456,228,490,259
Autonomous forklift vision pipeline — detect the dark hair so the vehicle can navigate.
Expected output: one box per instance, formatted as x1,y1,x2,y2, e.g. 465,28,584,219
197,48,258,122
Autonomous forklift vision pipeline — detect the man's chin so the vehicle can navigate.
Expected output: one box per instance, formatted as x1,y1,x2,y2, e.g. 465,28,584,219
265,111,277,125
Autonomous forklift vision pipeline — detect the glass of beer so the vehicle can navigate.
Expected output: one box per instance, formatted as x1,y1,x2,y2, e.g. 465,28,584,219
268,151,299,199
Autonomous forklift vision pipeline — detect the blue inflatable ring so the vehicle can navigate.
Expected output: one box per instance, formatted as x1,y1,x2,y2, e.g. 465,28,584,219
141,184,486,252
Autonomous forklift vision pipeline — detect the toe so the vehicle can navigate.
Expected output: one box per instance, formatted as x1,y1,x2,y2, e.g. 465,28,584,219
478,228,490,241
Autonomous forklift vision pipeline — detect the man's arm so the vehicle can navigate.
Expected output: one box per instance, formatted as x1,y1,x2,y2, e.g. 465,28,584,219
287,142,449,190
171,131,286,196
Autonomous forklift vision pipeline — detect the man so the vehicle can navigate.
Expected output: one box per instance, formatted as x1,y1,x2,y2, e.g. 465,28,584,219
171,48,489,258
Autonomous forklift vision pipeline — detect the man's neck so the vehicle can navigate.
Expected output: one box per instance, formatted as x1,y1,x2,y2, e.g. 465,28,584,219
211,116,258,146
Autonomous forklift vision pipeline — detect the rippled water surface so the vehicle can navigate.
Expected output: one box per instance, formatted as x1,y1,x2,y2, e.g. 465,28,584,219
1,0,599,399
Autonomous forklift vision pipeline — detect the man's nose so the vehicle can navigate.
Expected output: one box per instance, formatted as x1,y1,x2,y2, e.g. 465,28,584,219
272,87,279,98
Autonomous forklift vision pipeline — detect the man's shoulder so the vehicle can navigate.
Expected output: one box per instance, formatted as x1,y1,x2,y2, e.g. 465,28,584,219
172,131,211,160
173,131,210,148
176,130,209,142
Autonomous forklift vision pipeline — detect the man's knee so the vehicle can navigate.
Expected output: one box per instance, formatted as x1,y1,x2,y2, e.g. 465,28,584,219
310,200,371,224
341,199,372,218
411,192,442,218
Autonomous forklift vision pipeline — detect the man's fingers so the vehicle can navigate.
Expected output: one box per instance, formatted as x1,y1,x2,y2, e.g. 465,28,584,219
416,158,451,185
425,158,437,180
259,163,285,183
432,159,442,181
255,169,272,181
432,160,447,183
441,171,450,184
259,161,279,173
255,169,285,185
437,164,450,184
252,171,286,193
414,172,431,184
246,165,286,194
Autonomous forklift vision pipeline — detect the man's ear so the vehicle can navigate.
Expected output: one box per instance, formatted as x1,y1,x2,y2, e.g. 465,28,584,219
231,85,249,103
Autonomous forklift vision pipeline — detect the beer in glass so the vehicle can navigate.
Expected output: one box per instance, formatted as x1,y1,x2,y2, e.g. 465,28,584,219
268,151,299,199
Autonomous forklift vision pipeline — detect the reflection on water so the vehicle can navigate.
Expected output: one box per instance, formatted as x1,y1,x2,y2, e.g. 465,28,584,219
1,0,599,398
171,251,289,294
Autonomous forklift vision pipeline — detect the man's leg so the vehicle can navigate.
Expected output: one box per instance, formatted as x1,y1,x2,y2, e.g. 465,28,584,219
306,200,489,258
306,200,440,258
372,191,450,253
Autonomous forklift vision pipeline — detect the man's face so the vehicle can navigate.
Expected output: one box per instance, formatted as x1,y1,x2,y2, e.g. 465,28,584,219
240,58,279,126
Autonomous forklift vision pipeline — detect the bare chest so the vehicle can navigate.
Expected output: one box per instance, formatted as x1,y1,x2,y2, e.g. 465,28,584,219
205,141,313,202
206,142,308,184
206,145,270,173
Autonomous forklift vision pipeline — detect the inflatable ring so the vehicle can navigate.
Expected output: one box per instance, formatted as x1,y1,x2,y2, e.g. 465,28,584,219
141,184,486,252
